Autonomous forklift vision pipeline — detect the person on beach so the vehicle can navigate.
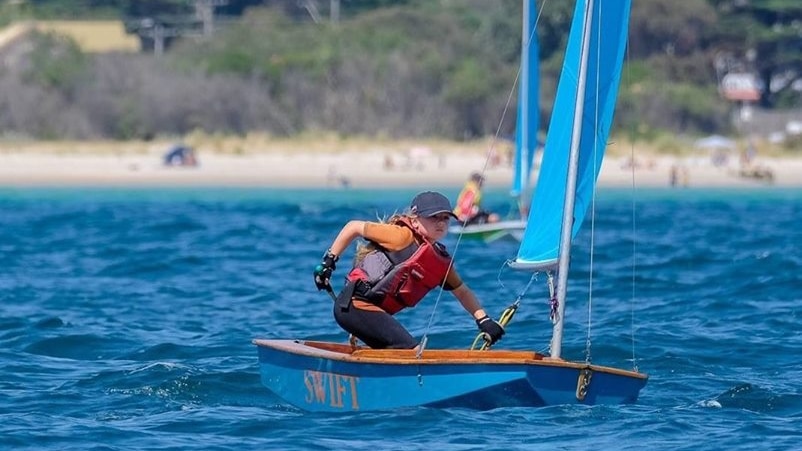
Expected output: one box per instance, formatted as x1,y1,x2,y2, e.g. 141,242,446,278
312,191,505,349
163,144,198,167
453,172,500,225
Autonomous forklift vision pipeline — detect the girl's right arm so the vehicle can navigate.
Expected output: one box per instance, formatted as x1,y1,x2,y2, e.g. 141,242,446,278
328,220,367,258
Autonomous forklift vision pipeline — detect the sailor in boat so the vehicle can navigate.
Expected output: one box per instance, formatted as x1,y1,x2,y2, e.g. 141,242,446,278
453,172,500,226
313,191,505,349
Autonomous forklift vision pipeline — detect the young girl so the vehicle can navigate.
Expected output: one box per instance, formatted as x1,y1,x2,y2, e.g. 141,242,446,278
314,191,504,349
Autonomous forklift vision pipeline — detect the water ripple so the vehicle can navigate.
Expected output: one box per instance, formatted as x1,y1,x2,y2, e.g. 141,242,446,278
1,187,801,450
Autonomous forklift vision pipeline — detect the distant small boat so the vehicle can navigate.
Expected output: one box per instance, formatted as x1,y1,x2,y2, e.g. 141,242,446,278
449,219,527,243
254,0,646,412
449,0,539,243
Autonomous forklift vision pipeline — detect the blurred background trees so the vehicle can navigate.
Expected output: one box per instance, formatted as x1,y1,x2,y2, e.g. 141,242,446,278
0,0,799,144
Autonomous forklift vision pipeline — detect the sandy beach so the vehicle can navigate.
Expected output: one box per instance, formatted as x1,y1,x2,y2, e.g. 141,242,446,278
0,138,798,189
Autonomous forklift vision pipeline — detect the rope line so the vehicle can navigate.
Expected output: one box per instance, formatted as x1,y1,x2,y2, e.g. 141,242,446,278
419,1,548,352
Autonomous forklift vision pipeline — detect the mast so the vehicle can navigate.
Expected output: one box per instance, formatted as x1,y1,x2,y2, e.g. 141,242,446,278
551,0,595,359
519,0,530,198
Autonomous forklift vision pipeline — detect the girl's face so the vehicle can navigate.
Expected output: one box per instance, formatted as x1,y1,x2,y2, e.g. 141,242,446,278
414,213,451,241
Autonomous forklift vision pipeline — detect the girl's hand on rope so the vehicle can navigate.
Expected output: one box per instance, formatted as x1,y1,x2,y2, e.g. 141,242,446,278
476,315,505,345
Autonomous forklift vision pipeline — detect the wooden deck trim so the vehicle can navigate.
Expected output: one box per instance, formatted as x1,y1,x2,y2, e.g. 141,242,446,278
253,339,648,379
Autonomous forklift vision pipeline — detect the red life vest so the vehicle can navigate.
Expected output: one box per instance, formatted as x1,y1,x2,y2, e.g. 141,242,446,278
454,182,480,222
346,217,453,315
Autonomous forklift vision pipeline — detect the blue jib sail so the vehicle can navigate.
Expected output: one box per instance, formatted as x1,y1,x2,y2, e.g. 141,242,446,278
514,0,632,269
511,0,539,198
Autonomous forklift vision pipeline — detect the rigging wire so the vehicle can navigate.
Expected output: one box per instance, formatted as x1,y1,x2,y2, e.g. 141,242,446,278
418,1,549,354
582,1,641,370
470,270,539,350
625,36,640,373
449,0,548,239
584,0,605,365
572,1,642,370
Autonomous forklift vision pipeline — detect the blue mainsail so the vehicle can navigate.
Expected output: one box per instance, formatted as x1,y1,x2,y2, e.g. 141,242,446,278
514,0,631,269
511,0,539,198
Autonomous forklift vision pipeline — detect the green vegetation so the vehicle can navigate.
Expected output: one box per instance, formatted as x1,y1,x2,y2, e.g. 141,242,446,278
0,0,799,146
26,31,88,93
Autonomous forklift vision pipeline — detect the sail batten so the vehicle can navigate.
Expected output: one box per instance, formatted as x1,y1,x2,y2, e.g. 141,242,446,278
508,258,557,272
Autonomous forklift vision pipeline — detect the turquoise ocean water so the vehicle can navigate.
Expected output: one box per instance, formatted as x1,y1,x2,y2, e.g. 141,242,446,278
1,186,800,450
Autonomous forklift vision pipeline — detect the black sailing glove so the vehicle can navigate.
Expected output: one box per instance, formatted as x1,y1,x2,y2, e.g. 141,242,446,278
313,250,338,291
476,315,505,345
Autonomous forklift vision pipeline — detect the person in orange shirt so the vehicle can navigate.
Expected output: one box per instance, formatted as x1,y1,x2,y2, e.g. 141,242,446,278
453,172,500,225
313,191,505,349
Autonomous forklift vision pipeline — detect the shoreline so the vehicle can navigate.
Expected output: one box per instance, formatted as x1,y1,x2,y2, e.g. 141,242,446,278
0,139,798,189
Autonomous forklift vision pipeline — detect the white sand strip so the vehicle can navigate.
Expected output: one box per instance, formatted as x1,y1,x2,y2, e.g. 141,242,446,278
0,140,798,188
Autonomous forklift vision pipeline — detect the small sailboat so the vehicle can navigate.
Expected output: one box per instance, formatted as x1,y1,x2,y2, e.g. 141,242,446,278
449,0,539,243
254,0,647,412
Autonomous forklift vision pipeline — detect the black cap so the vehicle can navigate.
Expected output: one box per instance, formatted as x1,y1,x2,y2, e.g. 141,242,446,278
409,191,458,219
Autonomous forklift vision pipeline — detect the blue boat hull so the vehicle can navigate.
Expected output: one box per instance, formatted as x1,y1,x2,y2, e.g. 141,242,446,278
255,339,647,412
